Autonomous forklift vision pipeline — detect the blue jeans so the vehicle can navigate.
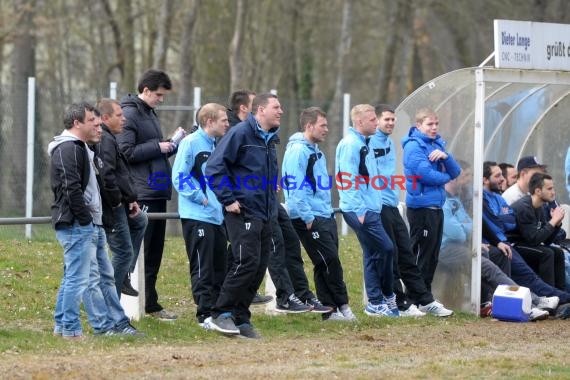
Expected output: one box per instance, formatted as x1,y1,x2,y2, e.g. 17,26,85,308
53,222,95,337
342,211,394,304
106,206,148,297
82,225,131,333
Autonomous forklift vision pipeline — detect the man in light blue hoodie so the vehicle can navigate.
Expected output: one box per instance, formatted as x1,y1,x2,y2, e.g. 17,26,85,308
172,103,229,328
371,104,452,317
282,107,355,321
336,104,397,317
402,108,461,296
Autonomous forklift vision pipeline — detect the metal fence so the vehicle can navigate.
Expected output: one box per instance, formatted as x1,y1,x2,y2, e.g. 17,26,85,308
0,79,352,240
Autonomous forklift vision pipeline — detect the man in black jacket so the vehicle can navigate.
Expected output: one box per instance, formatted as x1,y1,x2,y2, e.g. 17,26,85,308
49,102,100,339
204,93,282,339
117,69,183,320
95,98,148,298
227,90,256,126
511,172,566,290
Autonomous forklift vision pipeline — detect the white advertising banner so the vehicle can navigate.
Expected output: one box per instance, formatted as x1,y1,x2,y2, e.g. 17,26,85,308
494,19,570,71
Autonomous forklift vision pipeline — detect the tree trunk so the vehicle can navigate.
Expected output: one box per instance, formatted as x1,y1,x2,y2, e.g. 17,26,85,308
117,0,135,92
174,0,200,129
377,2,399,104
326,0,352,206
152,0,174,69
229,0,246,92
9,0,36,213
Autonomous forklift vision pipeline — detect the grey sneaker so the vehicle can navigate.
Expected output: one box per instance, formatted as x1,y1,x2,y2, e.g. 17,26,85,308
114,322,145,336
236,323,262,339
339,304,357,321
276,294,312,313
324,311,349,321
251,293,273,305
205,313,240,335
147,309,178,321
306,298,334,314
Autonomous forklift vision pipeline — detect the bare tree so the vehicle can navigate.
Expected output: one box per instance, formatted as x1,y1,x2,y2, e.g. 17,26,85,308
117,0,135,92
152,0,175,69
8,0,36,212
174,0,200,128
229,0,247,91
325,0,352,206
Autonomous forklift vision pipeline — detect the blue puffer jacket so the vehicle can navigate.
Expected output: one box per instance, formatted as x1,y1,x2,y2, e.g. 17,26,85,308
442,192,473,248
369,130,398,207
335,127,382,216
401,126,461,208
172,127,223,225
205,113,279,222
282,132,333,224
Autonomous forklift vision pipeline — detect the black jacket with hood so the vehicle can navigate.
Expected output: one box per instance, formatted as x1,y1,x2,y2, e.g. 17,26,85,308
48,132,92,228
117,94,175,201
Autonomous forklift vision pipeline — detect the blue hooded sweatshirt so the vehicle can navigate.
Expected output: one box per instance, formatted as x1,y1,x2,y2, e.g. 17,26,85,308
401,126,461,208
442,192,473,248
282,132,333,224
369,130,398,207
172,127,223,225
335,127,382,216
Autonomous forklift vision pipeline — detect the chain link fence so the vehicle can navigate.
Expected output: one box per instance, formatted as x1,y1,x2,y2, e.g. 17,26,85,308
0,81,345,240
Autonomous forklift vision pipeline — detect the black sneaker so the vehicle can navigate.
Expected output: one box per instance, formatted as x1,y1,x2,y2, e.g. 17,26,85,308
251,293,273,305
122,274,139,297
275,294,312,313
236,323,262,339
306,298,334,314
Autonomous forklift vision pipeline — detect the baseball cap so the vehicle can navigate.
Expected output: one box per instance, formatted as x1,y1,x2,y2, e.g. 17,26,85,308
516,156,546,172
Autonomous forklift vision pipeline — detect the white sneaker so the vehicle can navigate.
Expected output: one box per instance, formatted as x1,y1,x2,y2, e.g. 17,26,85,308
325,311,348,321
529,307,549,321
535,296,559,311
399,304,426,317
339,304,357,321
419,300,453,317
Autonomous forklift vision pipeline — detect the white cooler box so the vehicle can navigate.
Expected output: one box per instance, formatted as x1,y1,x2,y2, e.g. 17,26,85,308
491,285,531,322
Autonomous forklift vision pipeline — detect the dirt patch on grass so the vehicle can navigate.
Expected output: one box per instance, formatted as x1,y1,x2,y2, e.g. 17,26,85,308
2,319,569,379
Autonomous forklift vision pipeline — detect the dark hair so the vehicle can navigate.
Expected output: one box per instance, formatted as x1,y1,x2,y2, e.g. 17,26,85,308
498,162,515,179
483,161,498,180
299,107,326,131
229,90,256,111
96,98,120,117
251,93,278,115
63,102,96,130
374,104,395,116
529,172,553,195
137,69,172,93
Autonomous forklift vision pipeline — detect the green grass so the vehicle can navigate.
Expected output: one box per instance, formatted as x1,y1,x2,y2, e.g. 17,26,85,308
0,233,478,352
3,232,570,378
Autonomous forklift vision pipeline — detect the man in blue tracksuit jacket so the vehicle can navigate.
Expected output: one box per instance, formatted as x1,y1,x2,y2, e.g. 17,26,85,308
402,108,461,294
371,104,452,317
204,93,281,339
282,107,354,321
336,104,397,317
172,103,229,327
